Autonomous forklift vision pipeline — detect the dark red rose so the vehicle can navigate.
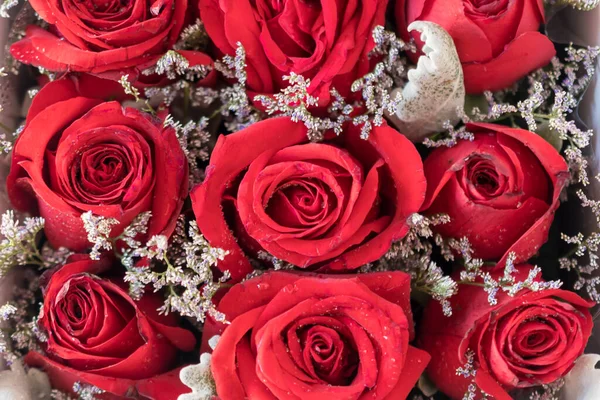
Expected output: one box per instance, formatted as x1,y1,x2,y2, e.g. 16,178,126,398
190,117,426,281
25,255,196,400
9,0,211,76
418,266,594,400
201,271,430,399
421,122,568,265
7,74,188,251
395,0,556,93
198,0,387,104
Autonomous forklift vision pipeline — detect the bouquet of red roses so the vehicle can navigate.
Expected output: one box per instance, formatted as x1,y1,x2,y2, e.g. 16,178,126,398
0,0,599,399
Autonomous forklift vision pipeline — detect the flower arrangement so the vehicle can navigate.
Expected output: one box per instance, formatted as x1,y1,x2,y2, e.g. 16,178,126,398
0,0,599,399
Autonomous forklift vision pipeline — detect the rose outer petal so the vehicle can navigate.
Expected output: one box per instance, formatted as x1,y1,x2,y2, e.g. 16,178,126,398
191,117,308,281
25,352,192,400
463,31,555,94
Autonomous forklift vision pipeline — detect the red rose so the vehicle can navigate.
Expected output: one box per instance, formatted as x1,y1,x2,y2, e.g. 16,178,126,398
421,123,568,265
202,271,430,399
25,255,196,399
9,0,205,75
7,74,188,251
198,0,387,104
190,117,426,281
418,266,594,400
395,0,556,93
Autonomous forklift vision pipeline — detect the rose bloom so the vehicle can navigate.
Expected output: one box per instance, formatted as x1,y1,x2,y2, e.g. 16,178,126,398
25,255,196,399
10,0,204,75
190,117,426,281
202,271,430,399
198,0,387,103
7,74,188,251
421,122,568,265
419,266,594,400
395,0,556,93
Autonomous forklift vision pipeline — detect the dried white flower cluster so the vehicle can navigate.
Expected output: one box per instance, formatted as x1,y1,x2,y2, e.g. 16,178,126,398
455,349,484,400
527,378,565,400
123,217,230,323
255,26,412,141
0,0,18,18
174,19,209,51
0,210,45,276
166,117,212,186
427,45,600,160
80,211,119,260
118,74,141,101
560,176,600,302
454,242,562,305
545,0,600,10
50,382,105,400
0,270,46,365
380,213,457,316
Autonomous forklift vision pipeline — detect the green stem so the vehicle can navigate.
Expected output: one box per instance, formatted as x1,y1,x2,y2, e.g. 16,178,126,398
457,281,485,288
210,103,228,119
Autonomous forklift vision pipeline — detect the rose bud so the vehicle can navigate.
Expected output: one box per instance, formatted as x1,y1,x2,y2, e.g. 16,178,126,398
201,271,431,399
25,255,196,399
9,0,213,77
395,0,556,93
7,74,188,251
421,122,568,266
190,117,426,281
419,265,594,399
198,0,388,105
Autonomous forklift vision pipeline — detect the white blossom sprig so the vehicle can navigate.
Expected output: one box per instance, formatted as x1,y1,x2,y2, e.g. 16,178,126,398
80,211,119,260
560,175,600,302
174,19,209,51
453,239,563,305
0,210,45,276
0,270,46,366
122,217,230,324
0,0,18,18
380,213,457,316
545,0,600,10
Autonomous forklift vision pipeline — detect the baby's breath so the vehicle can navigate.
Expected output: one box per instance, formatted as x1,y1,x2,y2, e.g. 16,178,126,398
381,213,457,316
545,0,600,10
80,211,119,260
0,269,45,365
560,175,600,302
118,75,140,101
175,19,209,51
0,0,18,18
0,210,45,276
122,217,230,323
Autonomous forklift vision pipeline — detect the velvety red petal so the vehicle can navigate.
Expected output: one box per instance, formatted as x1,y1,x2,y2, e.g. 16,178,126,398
382,346,431,399
191,117,308,281
463,31,555,94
